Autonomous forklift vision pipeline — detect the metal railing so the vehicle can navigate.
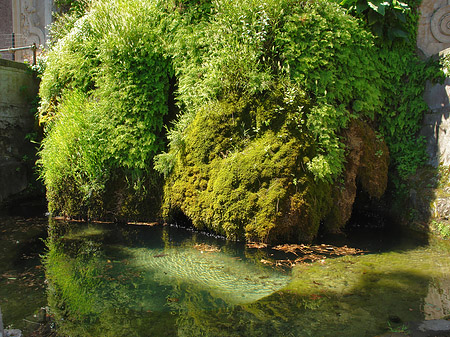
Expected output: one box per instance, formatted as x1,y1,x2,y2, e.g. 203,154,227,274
0,43,37,66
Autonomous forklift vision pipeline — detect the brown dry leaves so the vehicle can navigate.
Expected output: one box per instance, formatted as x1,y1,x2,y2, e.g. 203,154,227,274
259,244,365,268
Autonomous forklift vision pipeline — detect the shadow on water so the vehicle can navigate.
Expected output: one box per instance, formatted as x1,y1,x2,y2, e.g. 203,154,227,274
38,216,450,337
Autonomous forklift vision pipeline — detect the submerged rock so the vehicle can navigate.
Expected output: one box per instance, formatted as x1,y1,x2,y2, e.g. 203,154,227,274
407,319,450,337
3,330,22,337
0,307,22,337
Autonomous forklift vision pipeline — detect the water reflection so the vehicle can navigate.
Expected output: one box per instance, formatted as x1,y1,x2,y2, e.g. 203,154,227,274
42,219,450,337
43,219,290,336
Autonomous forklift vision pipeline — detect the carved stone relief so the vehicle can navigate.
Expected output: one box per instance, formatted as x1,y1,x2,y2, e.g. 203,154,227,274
11,0,53,62
431,5,450,43
417,0,450,57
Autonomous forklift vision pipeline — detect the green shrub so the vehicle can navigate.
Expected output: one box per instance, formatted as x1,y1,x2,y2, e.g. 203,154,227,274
38,0,173,218
159,0,384,183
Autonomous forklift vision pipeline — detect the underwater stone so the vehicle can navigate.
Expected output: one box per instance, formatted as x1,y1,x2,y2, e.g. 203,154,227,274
408,319,450,336
419,319,450,331
0,307,22,337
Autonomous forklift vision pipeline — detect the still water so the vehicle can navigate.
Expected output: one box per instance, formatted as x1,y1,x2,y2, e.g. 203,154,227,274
1,216,450,336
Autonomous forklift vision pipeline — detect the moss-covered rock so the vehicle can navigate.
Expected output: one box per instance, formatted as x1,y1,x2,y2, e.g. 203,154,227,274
162,89,389,242
163,89,321,242
156,0,392,242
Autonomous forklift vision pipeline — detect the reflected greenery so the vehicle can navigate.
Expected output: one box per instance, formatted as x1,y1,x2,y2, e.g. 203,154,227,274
43,219,450,337
43,219,289,336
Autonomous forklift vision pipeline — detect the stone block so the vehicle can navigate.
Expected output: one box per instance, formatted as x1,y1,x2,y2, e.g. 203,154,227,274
420,110,450,167
408,319,450,337
423,79,450,112
0,59,39,207
4,330,21,337
417,0,450,57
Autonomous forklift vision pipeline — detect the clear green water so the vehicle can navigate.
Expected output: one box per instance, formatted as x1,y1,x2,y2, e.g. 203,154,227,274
3,217,450,336
0,216,48,334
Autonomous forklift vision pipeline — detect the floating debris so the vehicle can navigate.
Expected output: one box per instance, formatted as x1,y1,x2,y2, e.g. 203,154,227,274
153,253,169,258
260,259,274,265
128,221,159,227
271,244,365,268
273,243,364,257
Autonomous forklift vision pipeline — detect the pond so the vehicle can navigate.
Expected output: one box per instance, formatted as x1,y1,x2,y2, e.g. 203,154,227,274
1,216,450,336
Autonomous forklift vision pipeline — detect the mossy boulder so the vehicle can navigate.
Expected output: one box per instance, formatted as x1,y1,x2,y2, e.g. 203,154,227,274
162,90,389,242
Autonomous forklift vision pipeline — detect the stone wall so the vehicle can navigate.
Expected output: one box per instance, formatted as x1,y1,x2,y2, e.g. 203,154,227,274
418,2,450,169
0,58,39,206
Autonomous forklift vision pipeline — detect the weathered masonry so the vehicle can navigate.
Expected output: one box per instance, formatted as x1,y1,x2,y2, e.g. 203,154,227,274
418,0,450,167
0,0,53,62
0,58,38,205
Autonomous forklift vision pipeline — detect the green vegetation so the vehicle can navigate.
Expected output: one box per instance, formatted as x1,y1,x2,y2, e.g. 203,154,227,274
38,0,438,241
38,0,173,220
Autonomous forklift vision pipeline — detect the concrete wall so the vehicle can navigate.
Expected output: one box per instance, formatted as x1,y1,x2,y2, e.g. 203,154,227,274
0,58,39,205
